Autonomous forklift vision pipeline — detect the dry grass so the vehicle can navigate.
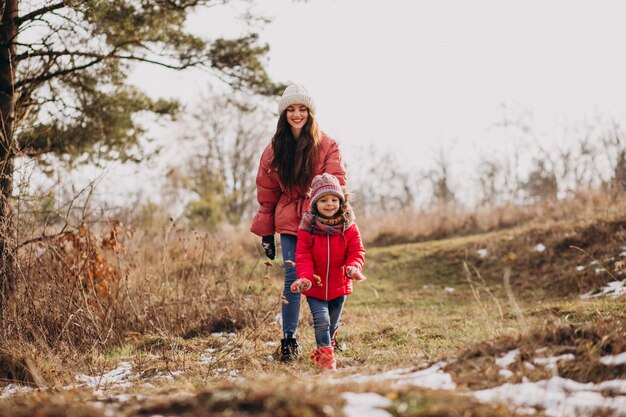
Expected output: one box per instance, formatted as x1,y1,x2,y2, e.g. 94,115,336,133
359,189,625,247
0,190,624,416
445,301,626,390
387,388,536,417
0,219,285,387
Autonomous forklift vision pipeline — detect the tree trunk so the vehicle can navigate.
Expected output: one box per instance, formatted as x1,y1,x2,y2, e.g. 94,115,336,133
0,0,19,310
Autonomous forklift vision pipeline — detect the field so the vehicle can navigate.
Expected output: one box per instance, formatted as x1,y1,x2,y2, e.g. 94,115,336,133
0,205,625,416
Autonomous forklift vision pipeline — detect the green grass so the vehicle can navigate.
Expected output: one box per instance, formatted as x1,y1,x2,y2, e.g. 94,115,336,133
101,344,136,361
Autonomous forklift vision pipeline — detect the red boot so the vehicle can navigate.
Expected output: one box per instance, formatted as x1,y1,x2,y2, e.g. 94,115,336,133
312,346,336,371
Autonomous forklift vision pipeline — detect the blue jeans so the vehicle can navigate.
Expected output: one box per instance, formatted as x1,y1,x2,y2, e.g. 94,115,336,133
307,295,346,347
280,234,300,338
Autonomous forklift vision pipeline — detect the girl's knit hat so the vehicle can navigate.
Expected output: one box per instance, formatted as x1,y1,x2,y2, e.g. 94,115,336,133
309,173,344,207
278,84,317,115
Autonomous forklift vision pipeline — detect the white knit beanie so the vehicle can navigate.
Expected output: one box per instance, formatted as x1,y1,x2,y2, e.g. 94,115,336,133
278,84,317,115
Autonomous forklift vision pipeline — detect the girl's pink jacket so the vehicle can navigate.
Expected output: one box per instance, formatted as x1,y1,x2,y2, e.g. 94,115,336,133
295,224,365,301
250,133,347,236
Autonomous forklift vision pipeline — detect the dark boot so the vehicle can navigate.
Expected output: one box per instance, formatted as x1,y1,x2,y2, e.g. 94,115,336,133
280,337,299,362
332,334,343,353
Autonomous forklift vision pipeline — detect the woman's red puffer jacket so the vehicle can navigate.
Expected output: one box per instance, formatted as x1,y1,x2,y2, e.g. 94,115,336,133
250,133,346,237
295,223,365,300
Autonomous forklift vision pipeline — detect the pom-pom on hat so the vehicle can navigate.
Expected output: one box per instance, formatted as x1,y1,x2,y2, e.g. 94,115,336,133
278,84,317,115
309,173,344,207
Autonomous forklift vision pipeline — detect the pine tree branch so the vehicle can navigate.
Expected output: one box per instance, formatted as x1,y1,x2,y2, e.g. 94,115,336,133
16,1,66,26
15,56,106,89
16,51,203,89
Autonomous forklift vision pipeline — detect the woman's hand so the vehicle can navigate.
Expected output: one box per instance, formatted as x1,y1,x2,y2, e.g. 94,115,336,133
262,235,275,260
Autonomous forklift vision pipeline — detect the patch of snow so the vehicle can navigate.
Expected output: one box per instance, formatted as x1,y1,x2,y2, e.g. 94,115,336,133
595,267,606,274
598,379,626,394
524,362,536,370
274,313,282,325
161,370,184,381
600,352,626,366
0,383,34,398
496,349,520,368
111,393,135,402
266,355,274,362
533,243,546,253
499,369,514,379
444,287,455,293
210,332,236,338
75,362,137,389
581,280,626,299
620,251,626,258
342,392,392,417
473,376,626,417
200,353,215,365
576,265,585,271
533,354,575,370
477,249,489,258
341,362,456,390
265,341,278,347
590,260,599,265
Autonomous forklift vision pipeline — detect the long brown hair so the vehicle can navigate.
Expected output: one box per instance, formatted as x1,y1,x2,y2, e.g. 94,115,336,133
270,109,321,192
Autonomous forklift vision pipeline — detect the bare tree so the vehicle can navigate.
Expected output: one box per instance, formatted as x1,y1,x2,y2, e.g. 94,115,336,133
612,150,626,194
348,146,420,215
598,119,626,194
522,159,558,202
427,148,456,206
476,157,503,207
183,94,271,227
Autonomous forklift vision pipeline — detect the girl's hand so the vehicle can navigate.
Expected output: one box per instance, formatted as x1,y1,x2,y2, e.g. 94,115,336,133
290,278,312,293
346,266,366,281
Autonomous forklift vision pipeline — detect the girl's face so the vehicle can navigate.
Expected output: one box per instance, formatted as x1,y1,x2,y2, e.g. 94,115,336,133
315,194,341,218
286,104,309,137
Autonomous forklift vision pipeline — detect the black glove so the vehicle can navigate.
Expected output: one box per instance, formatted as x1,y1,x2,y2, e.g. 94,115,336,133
262,235,275,260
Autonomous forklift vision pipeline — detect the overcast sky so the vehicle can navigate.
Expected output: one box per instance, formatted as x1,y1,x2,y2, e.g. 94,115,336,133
133,1,626,163
56,0,626,210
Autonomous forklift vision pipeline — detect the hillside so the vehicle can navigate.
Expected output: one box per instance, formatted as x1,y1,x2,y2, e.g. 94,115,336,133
0,214,624,417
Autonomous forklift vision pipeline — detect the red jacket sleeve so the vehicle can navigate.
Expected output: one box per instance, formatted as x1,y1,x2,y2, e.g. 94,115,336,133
344,224,365,271
250,144,282,237
323,137,347,187
295,230,315,279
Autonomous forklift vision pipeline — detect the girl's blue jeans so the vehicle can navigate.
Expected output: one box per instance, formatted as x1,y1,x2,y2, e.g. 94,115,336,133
307,295,346,347
280,234,300,338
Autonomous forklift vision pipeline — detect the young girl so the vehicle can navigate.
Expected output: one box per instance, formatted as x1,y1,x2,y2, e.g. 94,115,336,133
291,173,366,371
250,84,347,362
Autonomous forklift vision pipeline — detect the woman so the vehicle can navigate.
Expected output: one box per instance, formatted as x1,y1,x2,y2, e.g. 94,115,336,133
250,84,347,362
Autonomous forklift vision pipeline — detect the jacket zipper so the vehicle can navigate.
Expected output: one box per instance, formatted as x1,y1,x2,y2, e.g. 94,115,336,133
325,234,330,300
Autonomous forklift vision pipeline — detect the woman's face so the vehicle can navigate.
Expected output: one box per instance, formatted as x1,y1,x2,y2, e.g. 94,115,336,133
315,194,341,218
286,103,309,137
